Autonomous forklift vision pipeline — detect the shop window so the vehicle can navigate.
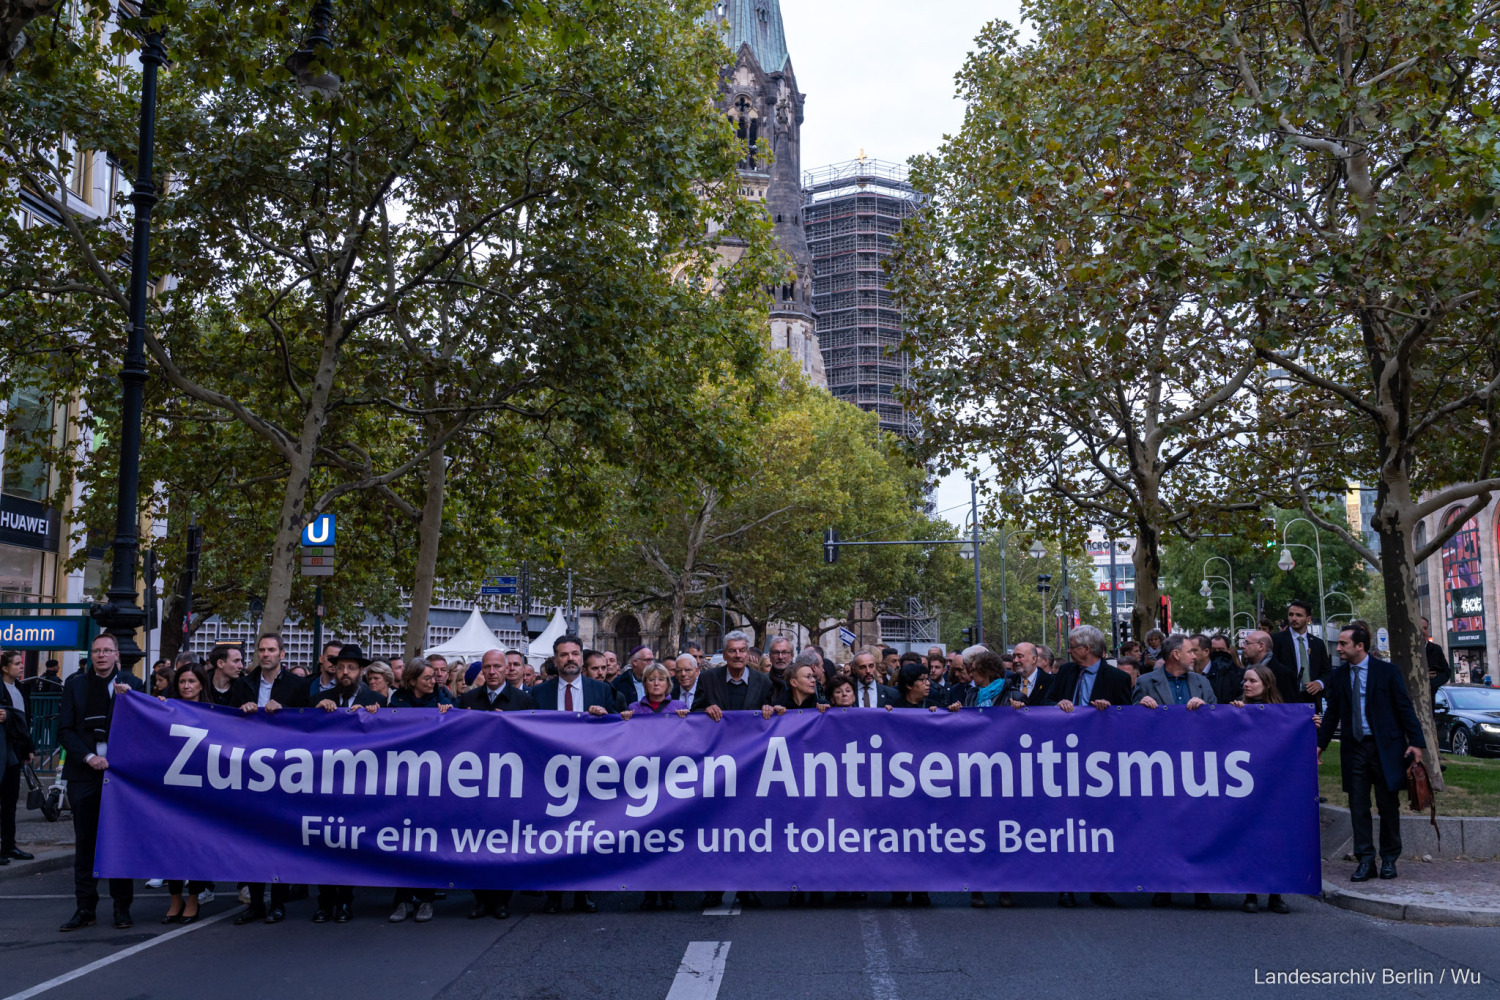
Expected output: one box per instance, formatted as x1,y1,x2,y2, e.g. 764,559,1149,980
2,387,54,502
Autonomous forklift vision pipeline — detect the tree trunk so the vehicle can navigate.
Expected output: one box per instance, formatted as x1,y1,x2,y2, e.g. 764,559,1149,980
404,432,447,662
1131,516,1163,642
1376,489,1445,790
258,336,339,635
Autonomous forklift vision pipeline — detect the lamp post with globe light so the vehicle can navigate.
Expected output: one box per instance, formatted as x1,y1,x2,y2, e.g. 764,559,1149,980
1277,518,1328,642
1199,556,1235,631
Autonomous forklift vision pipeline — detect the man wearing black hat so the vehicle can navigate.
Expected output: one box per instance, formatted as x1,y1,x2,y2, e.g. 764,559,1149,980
310,644,380,925
25,658,63,695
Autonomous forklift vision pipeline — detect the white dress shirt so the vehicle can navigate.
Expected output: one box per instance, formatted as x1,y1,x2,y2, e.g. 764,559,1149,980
556,677,583,711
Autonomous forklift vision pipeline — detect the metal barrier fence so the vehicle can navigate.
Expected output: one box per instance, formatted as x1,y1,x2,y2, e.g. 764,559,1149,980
27,692,62,776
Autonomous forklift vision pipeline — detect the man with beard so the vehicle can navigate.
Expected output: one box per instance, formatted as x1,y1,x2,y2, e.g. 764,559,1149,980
310,645,381,925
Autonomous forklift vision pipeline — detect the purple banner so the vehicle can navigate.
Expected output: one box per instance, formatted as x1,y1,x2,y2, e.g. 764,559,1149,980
97,693,1321,893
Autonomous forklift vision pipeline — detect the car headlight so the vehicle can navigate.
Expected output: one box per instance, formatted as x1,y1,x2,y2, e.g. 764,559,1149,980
1478,723,1500,734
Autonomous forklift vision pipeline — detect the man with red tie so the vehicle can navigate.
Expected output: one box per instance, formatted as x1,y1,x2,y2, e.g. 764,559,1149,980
530,634,614,913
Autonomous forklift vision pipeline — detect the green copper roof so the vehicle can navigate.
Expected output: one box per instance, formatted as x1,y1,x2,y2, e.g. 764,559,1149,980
709,0,790,73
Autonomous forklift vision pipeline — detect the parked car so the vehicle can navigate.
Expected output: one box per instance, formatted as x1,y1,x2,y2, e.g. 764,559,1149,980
1434,684,1500,757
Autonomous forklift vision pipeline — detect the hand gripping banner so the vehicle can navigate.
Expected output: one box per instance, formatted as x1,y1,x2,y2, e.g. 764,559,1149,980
97,693,1321,893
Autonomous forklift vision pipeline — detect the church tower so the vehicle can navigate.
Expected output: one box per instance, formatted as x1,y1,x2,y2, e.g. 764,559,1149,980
706,1,825,387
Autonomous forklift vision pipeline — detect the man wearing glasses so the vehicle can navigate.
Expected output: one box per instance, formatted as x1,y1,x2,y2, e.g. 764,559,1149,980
611,644,656,707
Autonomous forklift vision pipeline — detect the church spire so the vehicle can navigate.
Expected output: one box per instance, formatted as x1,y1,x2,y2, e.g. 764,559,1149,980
710,0,790,74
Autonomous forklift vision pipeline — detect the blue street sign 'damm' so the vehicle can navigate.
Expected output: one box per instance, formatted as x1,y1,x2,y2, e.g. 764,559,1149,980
0,616,87,649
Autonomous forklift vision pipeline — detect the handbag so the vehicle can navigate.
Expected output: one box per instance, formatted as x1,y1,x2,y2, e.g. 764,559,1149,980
1405,756,1439,845
22,762,43,810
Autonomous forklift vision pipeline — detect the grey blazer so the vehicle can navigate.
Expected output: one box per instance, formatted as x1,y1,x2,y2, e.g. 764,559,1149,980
1132,667,1217,706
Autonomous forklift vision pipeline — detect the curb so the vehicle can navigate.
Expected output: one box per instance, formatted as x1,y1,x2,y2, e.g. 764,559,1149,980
1320,879,1500,926
0,848,74,881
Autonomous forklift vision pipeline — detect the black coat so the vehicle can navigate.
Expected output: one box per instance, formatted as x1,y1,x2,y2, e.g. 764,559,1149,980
1272,628,1332,698
1045,660,1134,707
1425,640,1452,693
1317,655,1425,793
206,675,256,709
58,669,145,782
997,670,1053,707
458,685,537,712
247,668,312,709
849,678,897,709
532,676,618,712
317,683,384,708
691,666,774,712
611,671,644,710
0,681,34,761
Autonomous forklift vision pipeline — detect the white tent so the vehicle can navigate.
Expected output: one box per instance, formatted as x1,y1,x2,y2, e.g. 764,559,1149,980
423,607,502,664
527,609,569,666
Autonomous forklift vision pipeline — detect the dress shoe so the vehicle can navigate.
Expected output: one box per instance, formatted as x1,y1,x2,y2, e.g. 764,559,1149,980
160,912,183,925
468,904,491,919
1242,895,1259,913
997,892,1015,908
233,907,266,926
701,892,723,908
0,856,10,865
179,913,200,926
390,901,413,923
5,848,34,861
970,893,986,909
334,903,352,923
737,891,762,908
1268,895,1290,914
574,894,597,914
1350,860,1376,882
59,910,96,932
1194,894,1212,910
265,906,286,924
113,907,133,929
311,908,330,923
1380,860,1398,880
1089,893,1117,907
414,902,434,923
1057,892,1077,907
494,905,509,919
1151,892,1172,908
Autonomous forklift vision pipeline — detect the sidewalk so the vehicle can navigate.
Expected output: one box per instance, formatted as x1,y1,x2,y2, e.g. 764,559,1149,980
1321,856,1500,925
0,807,75,880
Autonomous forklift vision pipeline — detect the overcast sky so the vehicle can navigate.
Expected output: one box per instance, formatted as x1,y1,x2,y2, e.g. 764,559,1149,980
779,0,1027,529
782,0,1025,174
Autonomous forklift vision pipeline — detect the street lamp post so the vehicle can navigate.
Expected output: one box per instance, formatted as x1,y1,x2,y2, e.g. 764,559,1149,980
969,480,983,645
1199,555,1235,631
91,15,166,672
1277,518,1328,642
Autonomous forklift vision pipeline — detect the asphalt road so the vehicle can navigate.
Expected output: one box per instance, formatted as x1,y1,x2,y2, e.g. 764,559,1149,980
0,866,1495,1000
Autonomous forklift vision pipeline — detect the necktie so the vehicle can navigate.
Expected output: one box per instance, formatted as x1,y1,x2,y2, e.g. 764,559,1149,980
1022,676,1031,697
1298,635,1310,684
565,683,574,711
862,685,871,707
1351,665,1364,739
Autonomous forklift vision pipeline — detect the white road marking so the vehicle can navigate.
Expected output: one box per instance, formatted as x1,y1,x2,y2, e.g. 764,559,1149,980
0,894,171,900
665,941,731,1000
858,911,900,1000
701,901,741,916
1,907,236,1000
890,911,922,961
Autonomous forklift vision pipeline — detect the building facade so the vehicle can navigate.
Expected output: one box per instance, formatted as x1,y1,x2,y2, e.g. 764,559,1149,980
802,157,919,437
705,0,824,387
1417,497,1499,685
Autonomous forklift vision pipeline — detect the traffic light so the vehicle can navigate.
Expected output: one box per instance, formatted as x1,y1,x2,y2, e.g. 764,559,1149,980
960,626,975,645
824,528,840,565
1158,594,1173,633
1118,620,1131,643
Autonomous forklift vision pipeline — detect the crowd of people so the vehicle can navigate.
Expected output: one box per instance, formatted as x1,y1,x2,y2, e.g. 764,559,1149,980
24,596,1428,932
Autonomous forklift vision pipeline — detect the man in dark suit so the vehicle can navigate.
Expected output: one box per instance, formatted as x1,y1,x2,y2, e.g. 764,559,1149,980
999,642,1052,707
532,634,612,914
848,650,896,709
458,650,535,920
611,645,655,710
303,640,343,706
24,658,63,695
692,630,773,909
1317,625,1426,882
234,632,312,925
1045,624,1132,910
309,645,382,925
671,653,702,707
1239,630,1297,705
1273,600,1331,704
1420,617,1451,704
204,644,253,708
58,632,145,932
